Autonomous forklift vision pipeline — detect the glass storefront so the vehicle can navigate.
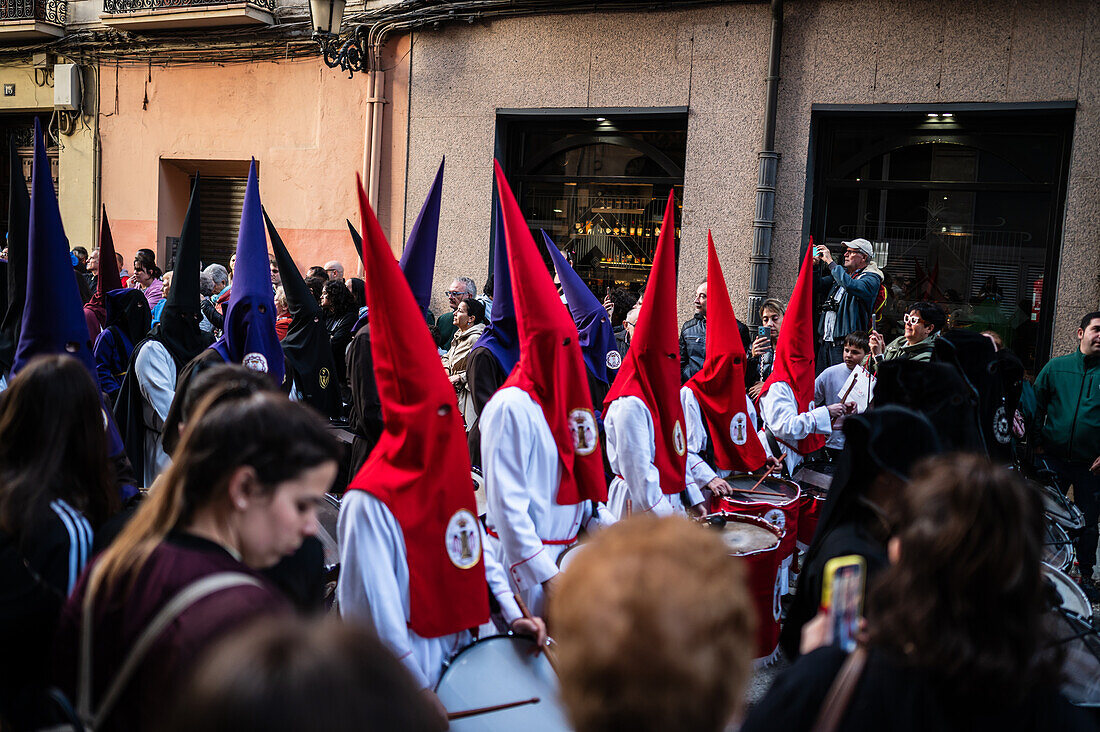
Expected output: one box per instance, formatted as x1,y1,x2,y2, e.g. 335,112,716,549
498,111,687,295
809,108,1075,372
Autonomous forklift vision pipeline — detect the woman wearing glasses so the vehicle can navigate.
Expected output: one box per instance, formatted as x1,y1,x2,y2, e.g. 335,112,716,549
868,301,946,370
129,249,165,309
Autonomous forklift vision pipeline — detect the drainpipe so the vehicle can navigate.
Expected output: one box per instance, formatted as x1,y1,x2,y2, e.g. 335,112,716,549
366,41,386,226
748,0,782,327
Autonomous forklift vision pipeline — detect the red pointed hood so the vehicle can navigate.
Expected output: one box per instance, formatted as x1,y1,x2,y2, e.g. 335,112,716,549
760,241,826,454
84,206,123,328
603,190,686,494
686,232,768,472
346,175,488,639
495,161,607,506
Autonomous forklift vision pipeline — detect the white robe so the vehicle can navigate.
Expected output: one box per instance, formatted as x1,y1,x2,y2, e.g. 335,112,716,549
758,380,832,476
604,395,695,519
336,490,521,690
680,386,762,493
480,386,603,617
134,340,176,488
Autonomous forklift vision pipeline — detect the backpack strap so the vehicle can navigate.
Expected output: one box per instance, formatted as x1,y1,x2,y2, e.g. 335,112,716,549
78,566,262,730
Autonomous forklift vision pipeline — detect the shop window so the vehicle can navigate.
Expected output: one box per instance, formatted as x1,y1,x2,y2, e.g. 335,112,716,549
809,108,1074,372
498,111,687,295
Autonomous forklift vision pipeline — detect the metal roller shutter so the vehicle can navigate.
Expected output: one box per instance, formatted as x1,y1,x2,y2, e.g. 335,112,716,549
193,175,246,269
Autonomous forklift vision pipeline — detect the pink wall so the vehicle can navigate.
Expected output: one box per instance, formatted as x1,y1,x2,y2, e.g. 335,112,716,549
98,57,384,271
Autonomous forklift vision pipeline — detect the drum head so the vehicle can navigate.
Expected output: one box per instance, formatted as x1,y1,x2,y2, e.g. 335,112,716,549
706,513,781,556
472,468,487,517
1044,610,1100,707
1042,562,1092,621
1033,480,1086,531
316,493,341,573
436,635,569,731
1042,522,1075,573
555,542,585,572
725,476,800,505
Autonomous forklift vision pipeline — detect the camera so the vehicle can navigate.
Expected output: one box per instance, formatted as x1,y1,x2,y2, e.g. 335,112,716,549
821,300,840,313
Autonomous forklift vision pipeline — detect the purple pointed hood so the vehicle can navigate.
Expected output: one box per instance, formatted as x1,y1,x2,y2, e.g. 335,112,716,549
211,160,284,385
472,185,519,374
398,157,444,319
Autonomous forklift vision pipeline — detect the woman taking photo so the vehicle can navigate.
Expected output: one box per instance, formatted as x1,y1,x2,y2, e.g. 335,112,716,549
442,297,486,429
0,355,118,728
54,390,340,731
744,453,1094,731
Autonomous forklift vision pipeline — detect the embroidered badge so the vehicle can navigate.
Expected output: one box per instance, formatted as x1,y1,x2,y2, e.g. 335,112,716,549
445,509,481,570
605,350,622,370
764,508,786,533
242,352,269,373
730,412,749,445
318,367,331,390
673,421,687,456
568,408,599,456
993,405,1011,445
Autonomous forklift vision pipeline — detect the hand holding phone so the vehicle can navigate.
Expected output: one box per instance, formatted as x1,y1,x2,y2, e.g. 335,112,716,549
821,555,865,652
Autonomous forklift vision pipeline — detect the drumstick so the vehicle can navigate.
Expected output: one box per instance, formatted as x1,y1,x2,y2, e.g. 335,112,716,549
513,593,561,674
448,697,541,720
745,453,787,494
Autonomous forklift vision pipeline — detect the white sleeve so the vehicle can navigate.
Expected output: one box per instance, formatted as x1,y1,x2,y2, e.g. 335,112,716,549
814,372,828,411
336,492,431,689
760,382,832,443
481,400,560,592
680,387,718,491
606,397,664,513
135,342,177,424
747,396,761,431
480,526,522,625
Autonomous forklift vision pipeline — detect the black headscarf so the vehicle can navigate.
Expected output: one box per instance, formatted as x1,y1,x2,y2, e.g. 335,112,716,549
0,136,30,376
264,208,341,418
104,288,152,348
872,359,985,453
781,406,943,659
348,277,366,311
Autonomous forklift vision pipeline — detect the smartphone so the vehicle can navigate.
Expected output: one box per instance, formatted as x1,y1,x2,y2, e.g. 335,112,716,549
757,326,770,339
821,555,865,652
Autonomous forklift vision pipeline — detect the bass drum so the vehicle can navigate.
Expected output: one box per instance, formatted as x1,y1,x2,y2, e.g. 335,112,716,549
1032,479,1086,532
315,493,342,610
1043,522,1075,573
436,635,570,731
1044,608,1100,711
1042,562,1092,622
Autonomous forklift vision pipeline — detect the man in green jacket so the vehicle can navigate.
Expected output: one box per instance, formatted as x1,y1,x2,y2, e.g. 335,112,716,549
1035,310,1100,599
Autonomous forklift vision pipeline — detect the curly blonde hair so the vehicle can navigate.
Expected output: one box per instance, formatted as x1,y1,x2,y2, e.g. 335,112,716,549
550,516,755,732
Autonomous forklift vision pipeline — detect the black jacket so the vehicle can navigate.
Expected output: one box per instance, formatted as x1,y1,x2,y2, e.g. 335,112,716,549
679,314,751,383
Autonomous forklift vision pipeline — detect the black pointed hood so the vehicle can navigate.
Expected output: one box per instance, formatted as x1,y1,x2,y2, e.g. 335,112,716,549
0,136,29,375
264,207,340,417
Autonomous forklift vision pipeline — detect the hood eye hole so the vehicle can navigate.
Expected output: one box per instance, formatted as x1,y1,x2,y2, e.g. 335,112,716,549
64,341,79,353
437,404,452,417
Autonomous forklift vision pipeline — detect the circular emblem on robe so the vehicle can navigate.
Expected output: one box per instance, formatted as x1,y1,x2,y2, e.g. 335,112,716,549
242,352,269,373
605,350,622,370
318,367,331,390
730,412,749,446
673,420,686,456
764,508,786,533
445,509,482,570
993,405,1011,445
568,408,599,456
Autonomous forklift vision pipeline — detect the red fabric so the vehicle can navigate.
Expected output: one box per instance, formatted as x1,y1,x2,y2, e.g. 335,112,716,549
494,161,606,506
275,314,291,340
603,190,686,494
345,175,488,639
686,232,768,472
120,275,129,288
720,514,782,660
759,242,826,455
797,492,824,546
84,206,123,329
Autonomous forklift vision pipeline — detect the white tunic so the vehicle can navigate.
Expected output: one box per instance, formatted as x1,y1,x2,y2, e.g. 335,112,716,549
134,340,176,488
336,490,521,690
480,386,598,616
604,395,691,519
758,381,832,475
680,386,762,493
814,363,854,451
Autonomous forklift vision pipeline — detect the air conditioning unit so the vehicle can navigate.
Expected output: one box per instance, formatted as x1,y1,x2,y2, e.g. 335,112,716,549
54,64,82,111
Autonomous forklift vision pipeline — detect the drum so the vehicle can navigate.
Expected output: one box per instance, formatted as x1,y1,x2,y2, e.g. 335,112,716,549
1044,608,1100,709
555,541,586,573
472,467,487,517
1042,562,1092,621
705,513,783,665
436,635,569,731
796,490,826,550
1033,480,1086,532
315,493,341,609
1043,522,1075,573
715,475,801,562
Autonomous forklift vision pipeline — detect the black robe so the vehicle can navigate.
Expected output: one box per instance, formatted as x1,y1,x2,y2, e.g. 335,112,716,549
345,321,382,476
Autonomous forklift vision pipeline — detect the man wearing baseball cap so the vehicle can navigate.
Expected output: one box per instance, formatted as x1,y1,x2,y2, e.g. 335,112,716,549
814,237,883,371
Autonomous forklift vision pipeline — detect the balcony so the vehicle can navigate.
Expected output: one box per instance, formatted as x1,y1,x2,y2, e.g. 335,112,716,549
0,0,66,41
100,0,274,31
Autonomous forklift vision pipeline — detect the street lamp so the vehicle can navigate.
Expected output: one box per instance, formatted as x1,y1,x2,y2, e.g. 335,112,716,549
309,0,365,77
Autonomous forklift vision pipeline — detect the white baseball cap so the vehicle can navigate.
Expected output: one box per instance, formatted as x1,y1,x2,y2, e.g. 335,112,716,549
842,238,874,259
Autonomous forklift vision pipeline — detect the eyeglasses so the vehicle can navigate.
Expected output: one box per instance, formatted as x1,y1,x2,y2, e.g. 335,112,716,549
903,314,925,326
444,290,466,298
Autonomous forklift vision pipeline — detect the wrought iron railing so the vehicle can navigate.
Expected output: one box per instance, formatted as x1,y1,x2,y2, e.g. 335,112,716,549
0,0,66,24
103,0,273,13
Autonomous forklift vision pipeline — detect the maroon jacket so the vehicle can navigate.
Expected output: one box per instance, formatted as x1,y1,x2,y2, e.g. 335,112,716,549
54,532,290,731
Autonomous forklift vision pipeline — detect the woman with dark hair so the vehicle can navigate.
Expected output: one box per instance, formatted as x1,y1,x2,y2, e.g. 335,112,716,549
744,454,1094,731
54,392,340,731
163,617,443,732
346,277,367,313
129,249,164,309
0,355,118,728
322,279,357,401
441,297,486,429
